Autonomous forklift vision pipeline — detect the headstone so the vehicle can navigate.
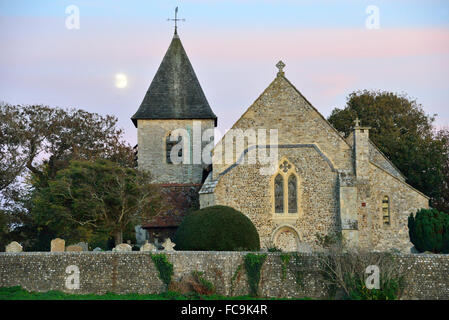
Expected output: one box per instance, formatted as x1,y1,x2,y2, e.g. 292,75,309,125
93,247,103,252
75,242,88,251
154,238,161,249
113,243,132,252
5,241,22,253
162,238,176,251
51,238,65,252
66,245,83,252
140,241,156,252
135,225,148,246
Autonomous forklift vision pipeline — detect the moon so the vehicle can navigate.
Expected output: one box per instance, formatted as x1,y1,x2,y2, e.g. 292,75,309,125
115,73,128,89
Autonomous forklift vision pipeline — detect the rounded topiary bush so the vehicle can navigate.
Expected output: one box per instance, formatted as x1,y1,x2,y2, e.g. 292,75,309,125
408,208,449,253
174,205,260,251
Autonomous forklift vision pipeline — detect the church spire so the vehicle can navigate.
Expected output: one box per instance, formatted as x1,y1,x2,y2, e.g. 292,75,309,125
131,21,216,127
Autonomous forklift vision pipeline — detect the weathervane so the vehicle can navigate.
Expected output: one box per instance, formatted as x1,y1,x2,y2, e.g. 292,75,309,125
167,7,185,34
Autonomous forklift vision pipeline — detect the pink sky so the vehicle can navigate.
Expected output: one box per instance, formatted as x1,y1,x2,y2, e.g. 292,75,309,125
1,15,448,145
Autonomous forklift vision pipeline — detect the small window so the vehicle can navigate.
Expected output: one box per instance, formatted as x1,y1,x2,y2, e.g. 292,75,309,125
382,196,390,225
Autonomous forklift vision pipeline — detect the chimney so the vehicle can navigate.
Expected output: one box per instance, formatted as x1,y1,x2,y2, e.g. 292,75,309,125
353,118,371,179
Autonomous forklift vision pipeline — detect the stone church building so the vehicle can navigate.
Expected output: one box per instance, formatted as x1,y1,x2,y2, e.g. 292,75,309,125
132,30,429,252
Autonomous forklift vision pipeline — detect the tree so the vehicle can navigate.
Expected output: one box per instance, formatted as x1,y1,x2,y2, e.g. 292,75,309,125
408,208,449,253
32,159,167,245
0,103,136,248
0,104,27,191
432,129,449,213
328,90,449,212
0,103,135,191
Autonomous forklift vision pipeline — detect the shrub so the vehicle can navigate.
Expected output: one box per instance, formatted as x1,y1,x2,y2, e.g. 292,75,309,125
318,248,405,300
174,205,260,251
408,208,449,253
191,271,215,295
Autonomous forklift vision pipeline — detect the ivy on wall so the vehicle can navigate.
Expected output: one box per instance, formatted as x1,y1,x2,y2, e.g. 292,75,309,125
280,253,291,281
244,253,267,297
230,263,243,296
150,254,174,287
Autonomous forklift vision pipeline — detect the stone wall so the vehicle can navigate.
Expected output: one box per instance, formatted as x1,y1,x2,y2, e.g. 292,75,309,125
203,72,429,254
0,252,447,299
213,146,341,250
211,75,355,181
137,119,214,184
359,163,429,252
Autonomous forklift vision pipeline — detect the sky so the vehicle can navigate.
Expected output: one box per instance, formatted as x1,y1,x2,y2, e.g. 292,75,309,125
1,0,449,146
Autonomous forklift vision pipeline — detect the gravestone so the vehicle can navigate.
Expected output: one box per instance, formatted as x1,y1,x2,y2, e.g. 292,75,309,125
113,243,132,252
135,225,148,246
93,247,103,252
140,241,156,252
5,241,22,253
66,245,83,252
51,238,65,252
75,242,88,251
162,238,176,251
154,238,161,250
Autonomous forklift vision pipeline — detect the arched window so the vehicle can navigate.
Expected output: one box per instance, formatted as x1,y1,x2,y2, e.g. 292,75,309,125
382,196,390,225
166,133,182,164
272,159,299,215
274,174,284,213
288,174,297,213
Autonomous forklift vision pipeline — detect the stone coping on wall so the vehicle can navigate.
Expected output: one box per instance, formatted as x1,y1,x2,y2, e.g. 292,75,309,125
1,251,447,257
1,250,448,299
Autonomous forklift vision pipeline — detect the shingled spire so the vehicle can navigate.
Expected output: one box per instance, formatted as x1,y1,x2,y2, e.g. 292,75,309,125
131,31,217,127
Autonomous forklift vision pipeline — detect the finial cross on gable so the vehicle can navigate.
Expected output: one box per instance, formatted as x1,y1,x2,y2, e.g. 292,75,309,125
276,60,286,76
167,6,185,34
354,117,361,127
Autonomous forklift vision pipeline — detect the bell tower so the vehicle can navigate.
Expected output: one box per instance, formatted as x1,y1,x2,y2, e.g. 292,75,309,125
131,27,217,184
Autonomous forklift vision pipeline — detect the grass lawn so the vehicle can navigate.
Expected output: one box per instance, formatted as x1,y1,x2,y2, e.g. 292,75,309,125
0,286,311,300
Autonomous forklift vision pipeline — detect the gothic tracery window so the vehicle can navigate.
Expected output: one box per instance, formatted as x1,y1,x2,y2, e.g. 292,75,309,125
273,159,299,215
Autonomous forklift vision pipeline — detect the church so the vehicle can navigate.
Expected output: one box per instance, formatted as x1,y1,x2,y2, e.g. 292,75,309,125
131,28,429,253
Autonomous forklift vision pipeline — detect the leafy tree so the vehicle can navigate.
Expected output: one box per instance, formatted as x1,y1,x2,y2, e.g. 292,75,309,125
1,103,136,249
408,208,449,253
328,90,449,212
0,104,27,192
32,159,167,245
431,129,449,213
0,103,135,191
